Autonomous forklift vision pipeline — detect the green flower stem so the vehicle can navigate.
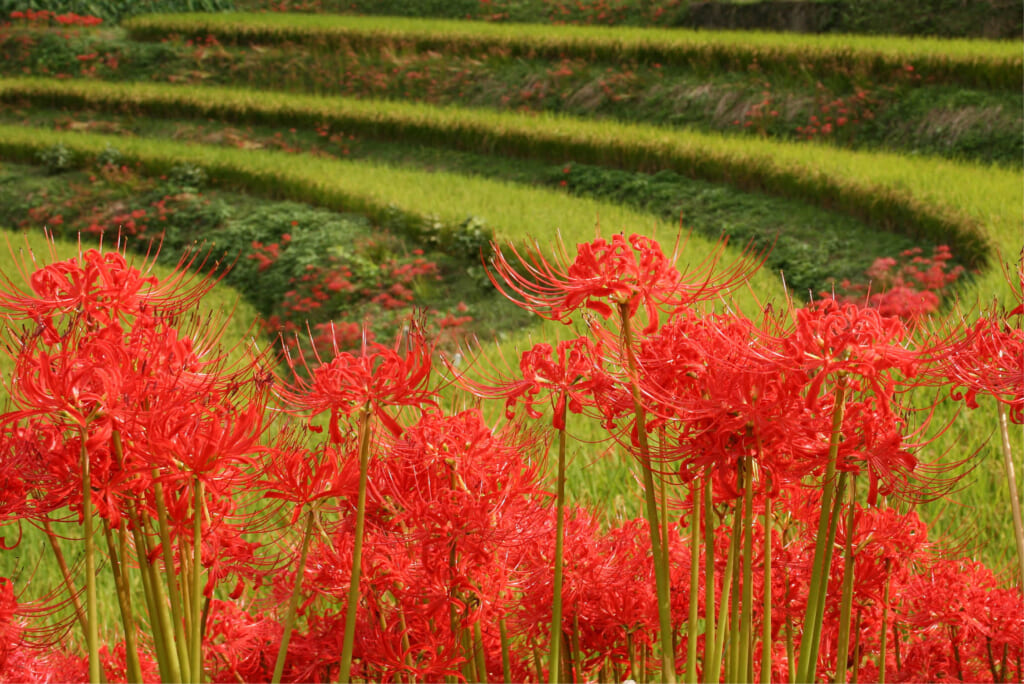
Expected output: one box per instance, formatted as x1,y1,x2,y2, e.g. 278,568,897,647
702,477,716,684
741,458,754,683
103,522,143,684
804,471,849,682
709,499,741,681
834,476,858,684
548,418,568,684
727,549,740,682
499,615,512,683
43,520,87,634
784,592,795,684
273,507,317,684
660,472,671,580
878,566,891,684
103,430,142,683
627,630,637,678
997,404,1024,590
796,381,848,683
151,475,191,678
686,482,701,684
475,619,490,684
572,612,583,681
339,404,374,684
619,302,676,684
761,488,773,684
190,478,204,683
129,508,182,683
80,430,101,684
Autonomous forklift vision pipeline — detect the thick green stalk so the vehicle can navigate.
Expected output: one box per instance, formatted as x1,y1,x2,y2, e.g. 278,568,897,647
761,489,773,684
548,420,568,684
709,500,742,680
104,523,144,684
726,548,740,682
339,404,374,684
273,508,317,683
136,554,171,683
834,477,858,684
702,477,716,684
741,459,754,683
151,475,192,677
686,483,701,684
80,431,101,684
619,302,676,683
784,594,795,684
997,404,1024,590
499,615,512,683
795,382,848,683
804,472,849,682
474,619,489,684
135,509,185,682
190,478,204,683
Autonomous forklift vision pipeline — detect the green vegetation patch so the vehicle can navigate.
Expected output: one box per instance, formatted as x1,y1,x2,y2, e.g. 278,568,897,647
0,105,939,299
124,12,1023,90
0,159,531,352
0,78,1003,288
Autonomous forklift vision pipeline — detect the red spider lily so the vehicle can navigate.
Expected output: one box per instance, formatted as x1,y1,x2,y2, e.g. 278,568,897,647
487,232,758,334
934,313,1023,423
0,234,224,335
263,408,547,682
634,309,818,490
202,600,284,684
895,557,1023,682
0,578,21,674
283,325,437,440
782,298,920,410
455,336,613,429
511,509,659,681
260,438,356,525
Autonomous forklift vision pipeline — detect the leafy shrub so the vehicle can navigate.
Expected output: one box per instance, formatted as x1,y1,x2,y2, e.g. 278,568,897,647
36,142,74,174
96,143,122,168
167,162,208,192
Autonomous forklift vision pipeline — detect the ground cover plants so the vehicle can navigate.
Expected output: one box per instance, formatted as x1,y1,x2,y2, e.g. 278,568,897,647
0,4,1021,683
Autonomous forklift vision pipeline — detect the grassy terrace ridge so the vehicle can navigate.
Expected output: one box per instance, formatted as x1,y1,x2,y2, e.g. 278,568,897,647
123,12,1024,90
0,77,1011,293
0,123,785,310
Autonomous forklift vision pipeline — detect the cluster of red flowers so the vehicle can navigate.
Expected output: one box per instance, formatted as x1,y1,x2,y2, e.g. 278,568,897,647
0,233,1019,682
828,245,966,322
7,10,102,26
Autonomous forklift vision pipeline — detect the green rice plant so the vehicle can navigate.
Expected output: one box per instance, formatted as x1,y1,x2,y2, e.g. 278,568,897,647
0,124,784,307
0,77,1006,285
123,12,1023,90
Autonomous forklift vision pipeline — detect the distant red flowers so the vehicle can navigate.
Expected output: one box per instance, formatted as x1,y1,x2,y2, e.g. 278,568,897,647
8,9,102,26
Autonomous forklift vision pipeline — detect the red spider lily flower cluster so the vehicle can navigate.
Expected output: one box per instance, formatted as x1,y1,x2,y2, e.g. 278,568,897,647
8,9,103,26
0,231,1021,683
487,232,758,334
283,326,436,440
456,336,612,429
